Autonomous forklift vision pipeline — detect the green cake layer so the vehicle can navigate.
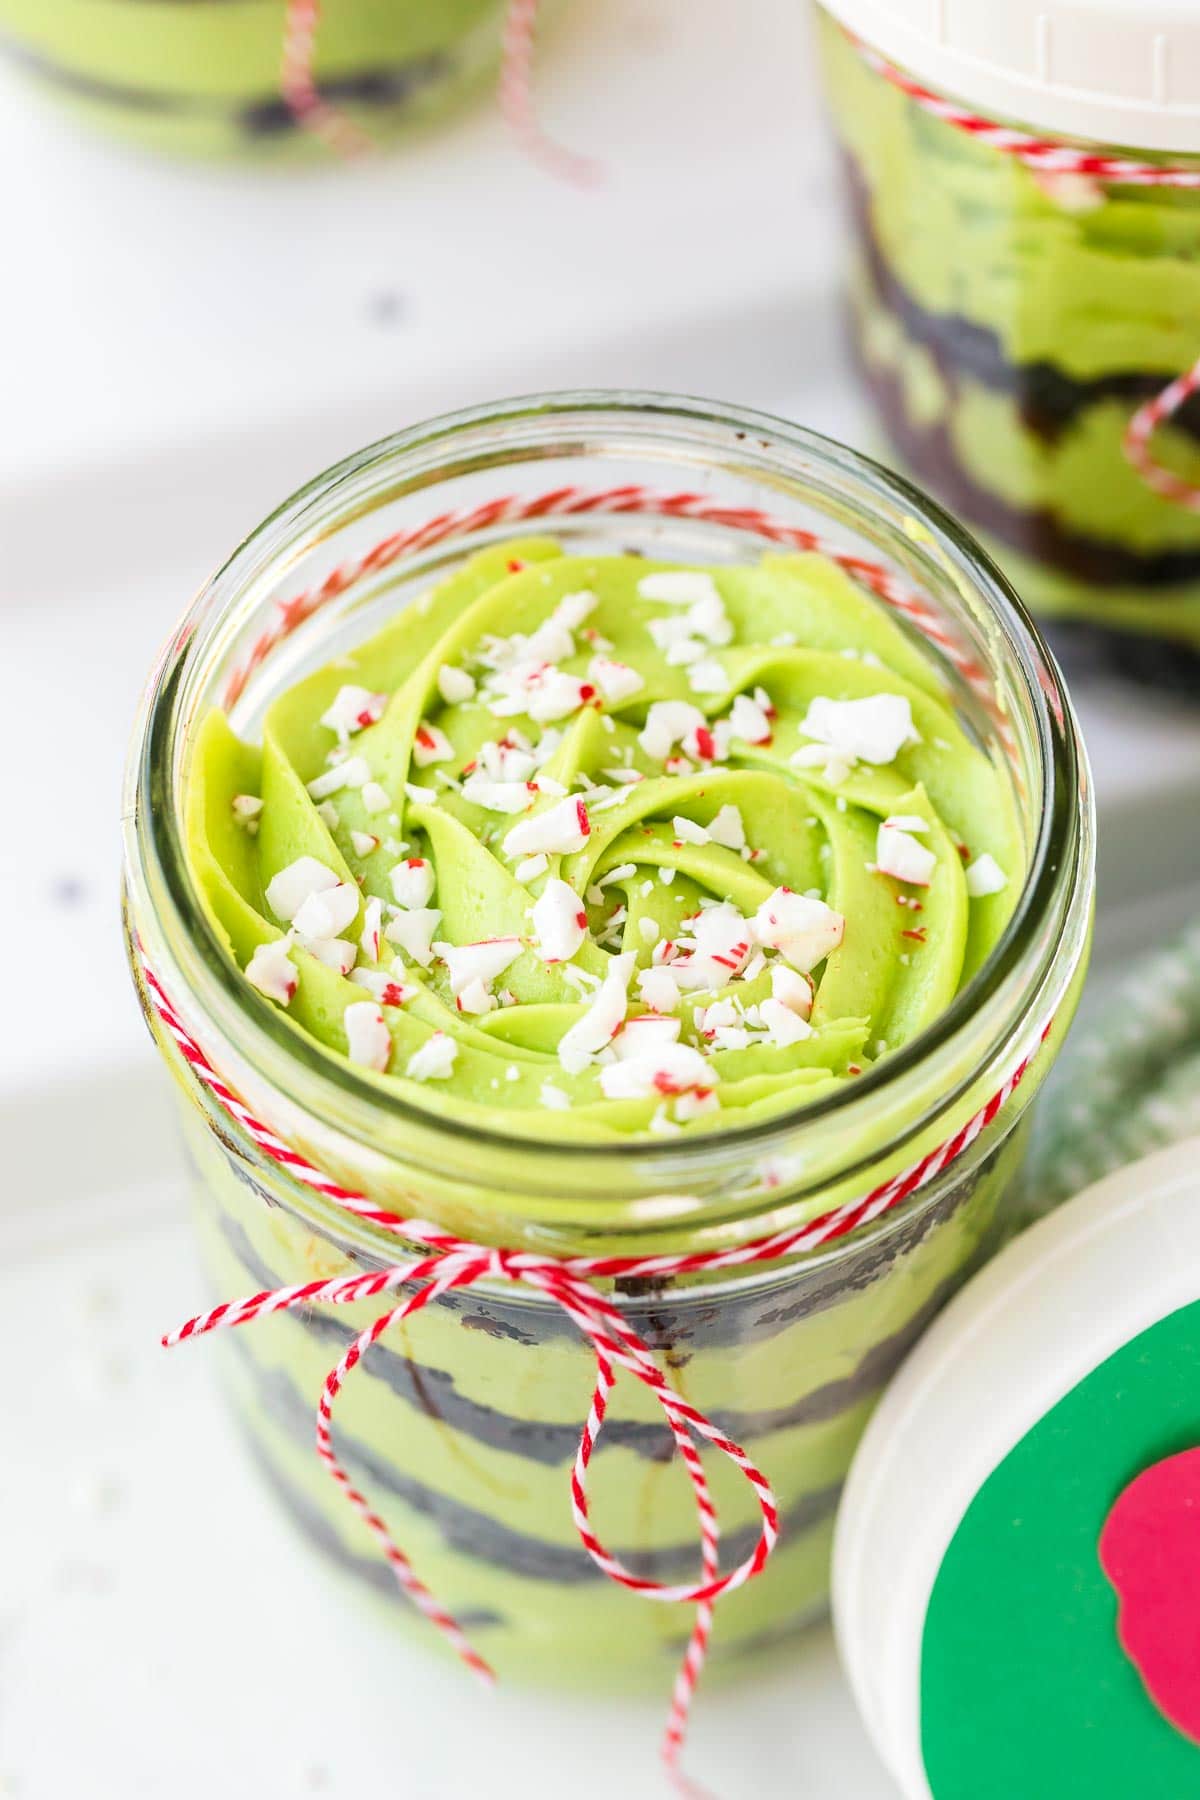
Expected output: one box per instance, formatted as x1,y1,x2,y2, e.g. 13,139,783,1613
0,0,504,159
817,9,1200,653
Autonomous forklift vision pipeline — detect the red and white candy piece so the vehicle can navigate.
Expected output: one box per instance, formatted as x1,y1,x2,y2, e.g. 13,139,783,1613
405,1032,457,1082
320,685,386,741
292,880,360,941
389,858,436,910
599,1040,715,1100
264,855,340,924
729,692,774,745
531,879,588,964
350,967,415,1007
503,796,591,860
752,888,845,973
343,1000,392,1072
588,656,644,704
245,938,298,1006
299,936,358,976
798,693,919,766
876,819,937,888
385,907,441,967
610,1015,681,1060
307,755,372,801
638,700,707,762
558,952,635,1073
435,937,524,1001
412,723,455,768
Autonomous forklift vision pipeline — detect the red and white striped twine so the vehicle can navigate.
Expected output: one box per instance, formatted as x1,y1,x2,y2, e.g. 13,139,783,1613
281,0,590,182
147,950,1051,1781
852,33,1200,514
221,479,1000,725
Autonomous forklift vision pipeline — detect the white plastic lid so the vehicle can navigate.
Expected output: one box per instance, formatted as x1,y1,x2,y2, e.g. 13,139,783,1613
817,0,1200,154
832,1136,1200,1798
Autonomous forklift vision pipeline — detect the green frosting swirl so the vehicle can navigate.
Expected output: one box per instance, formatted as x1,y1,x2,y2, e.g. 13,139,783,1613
186,540,1022,1141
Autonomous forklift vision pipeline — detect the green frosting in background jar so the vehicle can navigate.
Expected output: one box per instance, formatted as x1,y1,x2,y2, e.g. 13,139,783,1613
0,0,509,159
187,540,1022,1142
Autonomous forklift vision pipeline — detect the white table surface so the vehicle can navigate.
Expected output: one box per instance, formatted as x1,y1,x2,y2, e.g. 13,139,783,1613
3,4,1200,1793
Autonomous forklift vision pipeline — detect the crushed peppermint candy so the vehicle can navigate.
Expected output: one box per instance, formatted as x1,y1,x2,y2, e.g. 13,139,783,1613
531,879,588,963
514,852,550,884
540,1081,571,1110
638,570,723,608
350,968,415,1007
435,937,524,1000
588,656,644,704
771,963,814,1019
299,936,357,976
343,1001,391,1072
964,852,1007,897
406,1033,457,1082
359,896,384,963
265,856,339,924
875,821,937,887
503,796,590,860
385,907,441,967
639,700,707,762
245,939,297,1005
558,953,634,1073
799,694,920,766
362,781,392,815
307,755,372,801
752,888,845,973
462,776,535,814
320,686,386,742
350,830,380,858
412,722,454,768
610,1016,681,1061
232,793,263,827
599,1041,715,1101
636,965,681,1013
729,692,773,745
687,658,728,696
437,665,476,705
292,880,359,940
672,816,711,847
389,858,436,910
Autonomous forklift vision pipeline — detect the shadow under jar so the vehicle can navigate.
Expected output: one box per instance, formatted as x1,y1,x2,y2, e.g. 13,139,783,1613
122,392,1093,1688
815,1,1200,691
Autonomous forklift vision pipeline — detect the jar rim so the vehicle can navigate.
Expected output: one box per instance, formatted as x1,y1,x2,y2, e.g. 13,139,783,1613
123,389,1093,1228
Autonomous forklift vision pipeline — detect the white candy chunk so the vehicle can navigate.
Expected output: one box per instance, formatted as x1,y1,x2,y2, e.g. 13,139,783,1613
875,821,937,887
706,805,746,852
503,795,591,859
884,814,930,834
406,1033,457,1082
535,776,567,796
752,888,845,973
599,1041,715,1100
385,907,441,966
729,693,773,744
638,917,661,946
362,781,392,815
343,1001,391,1072
476,736,538,783
554,590,598,631
316,801,340,831
759,997,814,1047
636,965,681,1013
462,776,534,814
306,755,372,800
265,856,340,923
638,571,723,607
799,694,919,765
790,742,856,785
405,782,437,804
558,953,635,1072
541,1082,571,1111
320,686,386,741
531,879,588,964
300,936,357,976
291,881,360,941
437,665,476,704
514,853,550,884
965,852,1007,897
771,964,814,1019
359,896,384,963
389,858,436,910
611,1016,681,1060
672,901,753,992
456,978,496,1016
672,816,710,846
232,793,263,825
638,700,707,761
350,830,380,858
245,939,297,1005
674,1087,721,1122
435,937,524,996
687,658,729,695
350,968,415,1007
412,722,455,768
588,656,644,704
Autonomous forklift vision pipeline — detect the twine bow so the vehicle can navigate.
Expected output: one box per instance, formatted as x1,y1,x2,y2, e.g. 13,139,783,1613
146,956,1050,1782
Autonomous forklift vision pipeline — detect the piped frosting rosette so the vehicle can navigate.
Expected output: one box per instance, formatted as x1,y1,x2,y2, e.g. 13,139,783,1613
188,539,1021,1141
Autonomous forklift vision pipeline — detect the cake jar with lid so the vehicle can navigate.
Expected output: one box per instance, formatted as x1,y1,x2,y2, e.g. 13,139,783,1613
815,1,1200,687
122,393,1093,1689
0,0,515,160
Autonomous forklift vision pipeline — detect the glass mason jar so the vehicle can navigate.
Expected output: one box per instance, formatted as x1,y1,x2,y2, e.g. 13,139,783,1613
122,392,1093,1687
0,0,511,160
814,5,1200,690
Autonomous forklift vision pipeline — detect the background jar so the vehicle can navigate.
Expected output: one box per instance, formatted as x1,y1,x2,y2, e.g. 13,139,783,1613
814,2,1200,690
122,392,1093,1686
0,0,514,160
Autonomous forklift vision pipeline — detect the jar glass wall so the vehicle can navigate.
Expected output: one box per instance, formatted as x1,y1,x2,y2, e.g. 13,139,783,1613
815,9,1200,686
122,392,1093,1684
0,0,510,159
